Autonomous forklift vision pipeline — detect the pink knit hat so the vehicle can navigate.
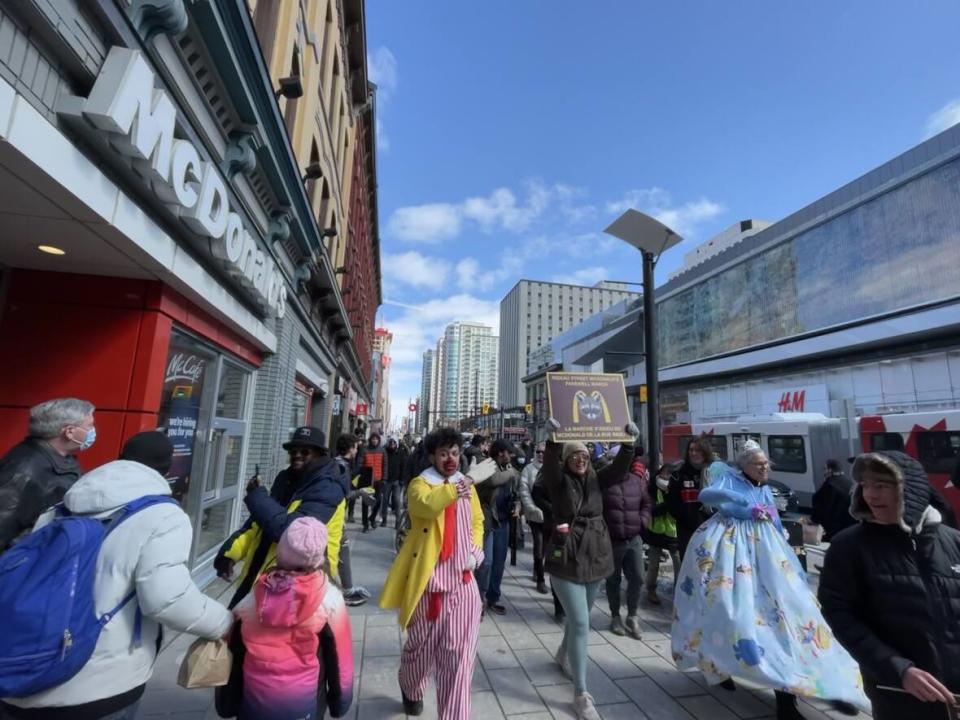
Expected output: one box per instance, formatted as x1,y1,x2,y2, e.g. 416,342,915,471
276,517,329,570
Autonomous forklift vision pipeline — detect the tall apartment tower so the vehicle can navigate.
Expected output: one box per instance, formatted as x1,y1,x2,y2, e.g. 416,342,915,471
371,327,393,426
498,280,640,407
434,322,499,423
419,349,438,432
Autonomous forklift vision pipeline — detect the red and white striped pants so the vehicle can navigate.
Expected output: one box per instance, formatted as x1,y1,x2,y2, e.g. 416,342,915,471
398,577,482,720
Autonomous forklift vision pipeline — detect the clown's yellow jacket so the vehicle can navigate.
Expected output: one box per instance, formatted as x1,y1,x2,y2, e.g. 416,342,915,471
379,469,483,627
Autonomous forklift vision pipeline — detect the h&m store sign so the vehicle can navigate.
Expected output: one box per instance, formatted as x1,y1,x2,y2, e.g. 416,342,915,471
760,384,829,414
61,47,286,317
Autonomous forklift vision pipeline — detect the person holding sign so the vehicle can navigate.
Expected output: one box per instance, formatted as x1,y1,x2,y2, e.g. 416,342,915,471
543,416,639,720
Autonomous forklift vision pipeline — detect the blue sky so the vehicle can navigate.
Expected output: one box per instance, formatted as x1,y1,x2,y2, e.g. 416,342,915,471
365,1,960,425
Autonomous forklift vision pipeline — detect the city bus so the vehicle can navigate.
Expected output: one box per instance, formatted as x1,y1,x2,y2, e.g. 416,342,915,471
662,410,960,516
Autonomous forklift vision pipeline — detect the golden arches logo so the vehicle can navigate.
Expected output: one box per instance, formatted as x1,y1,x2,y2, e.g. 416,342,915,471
572,390,611,424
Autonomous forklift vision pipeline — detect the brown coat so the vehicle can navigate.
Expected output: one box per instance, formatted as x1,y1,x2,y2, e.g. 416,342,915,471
541,439,634,583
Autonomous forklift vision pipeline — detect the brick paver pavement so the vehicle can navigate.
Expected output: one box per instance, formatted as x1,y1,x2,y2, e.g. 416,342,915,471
139,521,869,720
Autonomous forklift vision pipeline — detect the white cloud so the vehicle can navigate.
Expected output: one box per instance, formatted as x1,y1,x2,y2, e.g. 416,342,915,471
375,121,390,152
386,181,575,244
550,266,608,286
367,47,398,98
605,188,724,240
382,251,451,288
367,47,397,151
455,257,481,287
388,203,462,243
924,98,960,139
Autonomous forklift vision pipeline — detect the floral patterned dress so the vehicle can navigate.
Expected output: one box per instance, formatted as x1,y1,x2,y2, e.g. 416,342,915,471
670,462,868,708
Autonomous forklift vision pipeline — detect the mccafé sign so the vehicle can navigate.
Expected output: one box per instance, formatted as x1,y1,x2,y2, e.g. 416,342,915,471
65,47,287,317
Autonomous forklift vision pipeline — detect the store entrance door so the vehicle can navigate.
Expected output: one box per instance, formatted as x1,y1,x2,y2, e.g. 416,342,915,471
189,355,252,568
192,416,247,564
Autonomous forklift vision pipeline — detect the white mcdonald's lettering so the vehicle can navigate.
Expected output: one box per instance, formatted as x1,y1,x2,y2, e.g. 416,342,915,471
78,47,286,318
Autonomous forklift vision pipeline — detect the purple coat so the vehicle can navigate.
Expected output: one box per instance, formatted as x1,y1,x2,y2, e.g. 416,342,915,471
602,467,652,541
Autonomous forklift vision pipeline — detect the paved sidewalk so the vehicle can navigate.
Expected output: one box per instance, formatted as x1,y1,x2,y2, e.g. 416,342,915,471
140,523,869,720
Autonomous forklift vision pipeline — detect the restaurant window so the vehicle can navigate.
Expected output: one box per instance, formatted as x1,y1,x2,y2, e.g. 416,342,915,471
157,330,253,571
291,378,314,434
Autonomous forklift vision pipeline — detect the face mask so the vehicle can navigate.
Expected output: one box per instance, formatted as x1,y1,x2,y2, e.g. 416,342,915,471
75,426,97,451
656,477,670,492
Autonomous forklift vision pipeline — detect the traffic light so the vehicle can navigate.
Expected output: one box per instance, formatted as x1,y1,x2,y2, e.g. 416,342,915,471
482,403,490,415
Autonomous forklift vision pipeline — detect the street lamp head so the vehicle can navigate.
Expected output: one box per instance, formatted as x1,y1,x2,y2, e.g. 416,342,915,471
603,209,683,255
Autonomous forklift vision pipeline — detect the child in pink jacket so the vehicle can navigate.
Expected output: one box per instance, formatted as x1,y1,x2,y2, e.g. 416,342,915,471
218,517,353,719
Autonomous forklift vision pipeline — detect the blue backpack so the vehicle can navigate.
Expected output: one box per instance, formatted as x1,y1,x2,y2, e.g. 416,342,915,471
0,495,178,697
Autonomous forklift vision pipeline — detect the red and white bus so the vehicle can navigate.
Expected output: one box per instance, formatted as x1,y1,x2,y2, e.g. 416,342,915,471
663,410,960,516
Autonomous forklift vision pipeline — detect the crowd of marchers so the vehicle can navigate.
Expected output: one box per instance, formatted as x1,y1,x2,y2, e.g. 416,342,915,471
0,398,959,720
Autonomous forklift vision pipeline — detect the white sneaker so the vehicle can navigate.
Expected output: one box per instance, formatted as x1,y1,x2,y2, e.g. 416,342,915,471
574,692,601,720
555,646,572,679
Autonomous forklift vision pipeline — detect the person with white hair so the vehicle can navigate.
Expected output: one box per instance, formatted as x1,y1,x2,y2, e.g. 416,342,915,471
670,440,866,719
0,398,95,551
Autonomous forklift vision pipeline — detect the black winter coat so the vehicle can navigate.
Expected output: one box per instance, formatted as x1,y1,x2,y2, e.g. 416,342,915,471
0,437,81,550
810,471,857,541
541,439,634,583
532,477,553,533
818,451,960,719
602,466,652,541
221,456,348,607
385,446,406,483
666,460,709,539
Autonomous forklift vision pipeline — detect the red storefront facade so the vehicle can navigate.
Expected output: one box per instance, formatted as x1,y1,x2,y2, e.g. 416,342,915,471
0,270,262,473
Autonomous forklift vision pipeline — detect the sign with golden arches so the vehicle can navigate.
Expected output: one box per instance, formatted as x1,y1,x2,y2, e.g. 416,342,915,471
546,372,631,442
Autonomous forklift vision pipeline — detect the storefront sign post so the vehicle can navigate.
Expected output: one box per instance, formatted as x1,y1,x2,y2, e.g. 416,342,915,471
546,372,632,443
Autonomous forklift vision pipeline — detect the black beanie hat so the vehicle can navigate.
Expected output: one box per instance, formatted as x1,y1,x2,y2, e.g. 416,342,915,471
121,431,174,476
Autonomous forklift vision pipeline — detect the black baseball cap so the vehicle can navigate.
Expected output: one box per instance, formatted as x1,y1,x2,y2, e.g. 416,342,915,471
283,426,327,451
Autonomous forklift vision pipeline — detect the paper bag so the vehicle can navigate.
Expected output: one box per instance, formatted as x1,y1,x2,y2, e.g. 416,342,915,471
177,638,232,689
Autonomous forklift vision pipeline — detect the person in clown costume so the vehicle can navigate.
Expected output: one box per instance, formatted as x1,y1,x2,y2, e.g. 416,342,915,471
379,427,495,719
671,440,867,719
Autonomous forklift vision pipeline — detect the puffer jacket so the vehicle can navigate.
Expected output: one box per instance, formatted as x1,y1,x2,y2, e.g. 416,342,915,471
2,461,232,716
385,446,406,483
0,437,80,551
542,439,634,583
360,438,388,483
818,451,960,719
476,463,519,530
602,461,652,541
221,571,354,719
810,470,857,541
519,461,544,524
666,460,710,544
219,456,348,608
643,479,678,550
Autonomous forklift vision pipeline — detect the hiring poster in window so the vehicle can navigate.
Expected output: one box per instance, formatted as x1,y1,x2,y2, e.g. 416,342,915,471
546,372,632,443
160,347,208,503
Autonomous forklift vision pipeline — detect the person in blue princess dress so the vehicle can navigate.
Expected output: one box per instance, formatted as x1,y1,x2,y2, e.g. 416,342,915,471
671,441,867,720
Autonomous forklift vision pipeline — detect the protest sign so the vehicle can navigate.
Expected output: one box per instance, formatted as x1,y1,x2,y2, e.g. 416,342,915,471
546,372,631,442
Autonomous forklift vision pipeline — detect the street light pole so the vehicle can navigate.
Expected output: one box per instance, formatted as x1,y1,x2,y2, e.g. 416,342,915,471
642,250,659,468
604,209,682,470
